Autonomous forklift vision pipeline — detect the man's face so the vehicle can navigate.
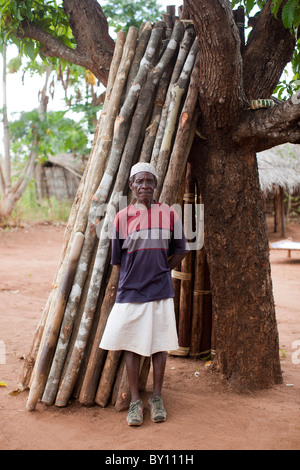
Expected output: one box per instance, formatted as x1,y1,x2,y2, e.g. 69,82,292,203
129,171,157,206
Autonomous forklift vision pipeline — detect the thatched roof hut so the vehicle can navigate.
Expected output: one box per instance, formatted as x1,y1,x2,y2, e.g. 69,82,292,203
257,143,300,237
35,153,87,201
257,143,300,194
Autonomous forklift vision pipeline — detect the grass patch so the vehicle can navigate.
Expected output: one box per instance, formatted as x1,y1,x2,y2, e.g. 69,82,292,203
9,181,72,226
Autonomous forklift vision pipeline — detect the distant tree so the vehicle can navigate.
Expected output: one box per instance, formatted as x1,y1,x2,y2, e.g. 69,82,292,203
0,48,88,220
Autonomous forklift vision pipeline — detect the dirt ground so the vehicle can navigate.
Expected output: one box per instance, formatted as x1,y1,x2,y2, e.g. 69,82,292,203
0,220,299,451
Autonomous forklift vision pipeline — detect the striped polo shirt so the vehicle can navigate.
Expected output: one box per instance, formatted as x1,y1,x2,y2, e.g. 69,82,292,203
111,202,189,303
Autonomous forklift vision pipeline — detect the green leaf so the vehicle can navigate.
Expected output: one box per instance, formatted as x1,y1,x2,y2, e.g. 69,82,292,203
24,40,35,59
282,0,300,28
245,0,256,13
271,0,283,18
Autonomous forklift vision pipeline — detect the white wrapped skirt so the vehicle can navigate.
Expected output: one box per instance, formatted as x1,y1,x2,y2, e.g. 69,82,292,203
99,298,179,357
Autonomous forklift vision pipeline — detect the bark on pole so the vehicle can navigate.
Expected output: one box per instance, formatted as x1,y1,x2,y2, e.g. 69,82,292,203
74,27,138,235
153,39,199,200
26,232,84,411
189,195,206,357
177,164,195,354
150,26,195,167
18,297,51,391
95,350,122,407
159,54,200,205
78,266,120,406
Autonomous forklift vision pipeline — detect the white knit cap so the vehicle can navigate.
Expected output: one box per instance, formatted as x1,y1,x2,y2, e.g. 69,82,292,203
130,162,156,178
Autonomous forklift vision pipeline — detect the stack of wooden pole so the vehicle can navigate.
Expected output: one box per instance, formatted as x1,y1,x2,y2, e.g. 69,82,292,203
168,165,212,359
19,9,210,413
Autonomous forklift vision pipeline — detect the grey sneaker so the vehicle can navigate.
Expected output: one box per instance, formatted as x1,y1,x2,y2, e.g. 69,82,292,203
127,399,144,426
149,396,167,423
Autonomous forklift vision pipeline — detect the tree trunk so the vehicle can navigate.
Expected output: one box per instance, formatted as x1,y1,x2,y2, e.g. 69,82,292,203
190,135,282,391
183,0,289,391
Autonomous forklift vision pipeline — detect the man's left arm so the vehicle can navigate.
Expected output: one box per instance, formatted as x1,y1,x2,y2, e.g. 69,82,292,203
168,253,187,271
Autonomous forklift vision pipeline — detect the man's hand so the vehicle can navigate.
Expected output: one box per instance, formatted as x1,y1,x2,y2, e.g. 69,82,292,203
168,253,187,271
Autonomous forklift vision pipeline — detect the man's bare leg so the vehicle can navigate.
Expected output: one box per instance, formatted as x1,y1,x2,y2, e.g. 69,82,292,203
125,351,141,402
152,351,166,397
149,351,167,422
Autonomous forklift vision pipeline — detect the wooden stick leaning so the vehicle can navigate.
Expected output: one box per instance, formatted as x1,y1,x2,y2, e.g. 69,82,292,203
159,53,200,205
74,27,138,235
150,26,195,168
95,350,122,407
18,296,51,391
189,209,206,357
26,232,85,411
138,62,174,163
21,30,127,400
45,24,167,404
177,164,195,355
54,21,185,408
78,265,120,406
40,29,138,406
153,38,199,200
125,21,153,95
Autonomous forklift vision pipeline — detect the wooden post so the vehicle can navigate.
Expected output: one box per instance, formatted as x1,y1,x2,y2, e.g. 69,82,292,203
176,163,195,356
95,350,122,407
159,54,200,205
153,40,199,199
26,232,84,411
79,266,120,406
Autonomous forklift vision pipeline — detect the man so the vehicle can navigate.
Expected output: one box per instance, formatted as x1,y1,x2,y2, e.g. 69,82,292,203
100,162,189,426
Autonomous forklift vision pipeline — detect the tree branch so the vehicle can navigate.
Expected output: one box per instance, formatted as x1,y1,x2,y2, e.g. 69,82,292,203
243,0,295,100
19,21,87,67
18,0,115,86
233,93,300,151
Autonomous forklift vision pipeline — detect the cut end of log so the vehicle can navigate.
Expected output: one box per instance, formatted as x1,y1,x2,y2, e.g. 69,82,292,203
26,401,37,412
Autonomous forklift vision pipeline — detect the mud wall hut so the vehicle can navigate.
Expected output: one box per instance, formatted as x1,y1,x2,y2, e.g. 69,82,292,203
35,153,87,202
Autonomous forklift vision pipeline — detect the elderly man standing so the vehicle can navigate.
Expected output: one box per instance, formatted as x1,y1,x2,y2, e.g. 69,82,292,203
100,162,189,426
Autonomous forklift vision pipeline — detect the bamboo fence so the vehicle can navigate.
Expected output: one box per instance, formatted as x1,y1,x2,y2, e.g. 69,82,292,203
20,9,212,413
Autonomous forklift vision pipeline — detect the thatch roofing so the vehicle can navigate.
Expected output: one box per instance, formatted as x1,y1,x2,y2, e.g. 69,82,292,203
257,143,300,193
47,153,86,179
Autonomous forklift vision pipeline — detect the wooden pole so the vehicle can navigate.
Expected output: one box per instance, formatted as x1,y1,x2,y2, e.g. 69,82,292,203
151,38,198,176
26,232,84,411
150,26,195,167
158,53,200,204
79,266,120,406
176,163,195,355
189,224,206,356
95,350,122,407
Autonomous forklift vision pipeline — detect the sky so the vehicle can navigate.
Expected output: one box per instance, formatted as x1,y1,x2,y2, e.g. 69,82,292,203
0,1,183,158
